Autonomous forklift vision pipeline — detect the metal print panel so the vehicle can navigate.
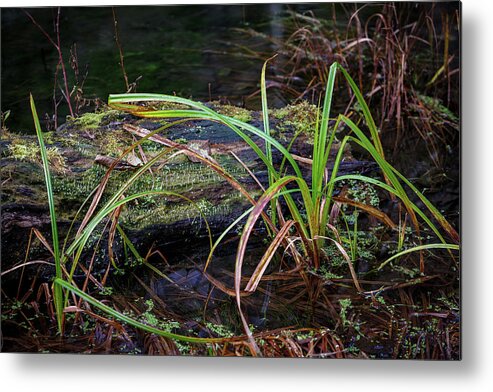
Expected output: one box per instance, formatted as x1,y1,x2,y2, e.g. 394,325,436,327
1,2,460,358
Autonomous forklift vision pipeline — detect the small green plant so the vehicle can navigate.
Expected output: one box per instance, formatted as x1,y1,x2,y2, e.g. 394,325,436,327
1,109,11,130
338,298,352,327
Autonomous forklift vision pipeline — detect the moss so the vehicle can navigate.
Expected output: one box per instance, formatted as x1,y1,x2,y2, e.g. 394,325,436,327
53,153,252,229
71,109,122,130
212,103,253,123
53,165,106,202
120,191,250,230
152,102,191,111
100,129,129,157
271,101,319,135
7,139,66,173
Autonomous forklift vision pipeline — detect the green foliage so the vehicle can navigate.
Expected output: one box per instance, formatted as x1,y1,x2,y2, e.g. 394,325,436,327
29,61,459,354
338,298,352,327
107,62,459,355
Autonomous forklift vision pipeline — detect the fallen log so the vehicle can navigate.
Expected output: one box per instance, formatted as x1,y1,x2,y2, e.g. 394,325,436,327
1,106,377,276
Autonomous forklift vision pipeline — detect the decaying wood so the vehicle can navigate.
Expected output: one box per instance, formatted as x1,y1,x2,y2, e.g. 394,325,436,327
1,112,372,273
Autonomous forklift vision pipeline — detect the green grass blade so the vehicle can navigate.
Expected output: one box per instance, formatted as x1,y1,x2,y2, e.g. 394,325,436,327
108,93,304,179
376,243,459,271
30,94,63,333
336,63,384,157
54,278,242,344
261,56,277,226
312,62,337,203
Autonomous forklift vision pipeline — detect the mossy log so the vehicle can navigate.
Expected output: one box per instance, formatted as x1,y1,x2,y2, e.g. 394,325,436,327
1,105,376,275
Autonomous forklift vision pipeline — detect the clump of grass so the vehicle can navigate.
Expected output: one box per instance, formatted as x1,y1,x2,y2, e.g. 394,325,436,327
108,61,459,356
30,96,254,350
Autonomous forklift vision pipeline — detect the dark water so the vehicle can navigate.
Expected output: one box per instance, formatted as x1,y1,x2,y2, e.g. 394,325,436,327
1,3,333,131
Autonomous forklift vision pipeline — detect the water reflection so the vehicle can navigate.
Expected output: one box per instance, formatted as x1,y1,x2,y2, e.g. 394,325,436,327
1,4,327,131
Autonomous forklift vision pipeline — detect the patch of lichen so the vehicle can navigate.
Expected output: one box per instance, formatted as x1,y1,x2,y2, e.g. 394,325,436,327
211,102,253,123
271,101,320,135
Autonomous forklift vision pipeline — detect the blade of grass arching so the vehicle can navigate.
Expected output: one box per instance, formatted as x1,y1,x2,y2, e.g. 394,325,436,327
389,166,460,243
376,243,459,271
54,278,246,345
108,93,304,179
245,220,295,292
326,174,449,244
336,63,384,157
30,94,63,333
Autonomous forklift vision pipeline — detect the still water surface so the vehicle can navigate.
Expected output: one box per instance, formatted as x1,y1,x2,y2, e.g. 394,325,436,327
1,4,332,131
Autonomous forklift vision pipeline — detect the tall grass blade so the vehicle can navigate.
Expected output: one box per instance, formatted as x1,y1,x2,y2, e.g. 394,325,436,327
30,94,64,333
261,56,278,225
